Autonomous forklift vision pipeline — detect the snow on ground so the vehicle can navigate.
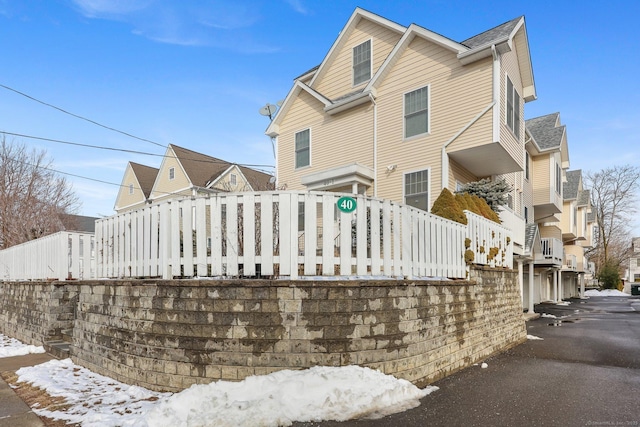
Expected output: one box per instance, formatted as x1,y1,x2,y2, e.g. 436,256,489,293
585,289,630,297
527,335,544,340
0,334,45,358
2,334,437,427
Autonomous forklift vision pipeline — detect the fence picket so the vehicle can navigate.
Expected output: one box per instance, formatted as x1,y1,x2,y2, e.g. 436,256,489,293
243,194,256,276
0,191,514,282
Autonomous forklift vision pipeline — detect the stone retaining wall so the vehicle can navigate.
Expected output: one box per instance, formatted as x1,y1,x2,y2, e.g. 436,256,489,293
69,268,525,392
0,282,79,345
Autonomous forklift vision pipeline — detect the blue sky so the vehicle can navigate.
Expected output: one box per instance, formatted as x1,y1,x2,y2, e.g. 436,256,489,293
1,0,638,226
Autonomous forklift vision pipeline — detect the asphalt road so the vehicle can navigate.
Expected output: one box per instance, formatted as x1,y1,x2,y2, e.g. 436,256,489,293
294,295,640,427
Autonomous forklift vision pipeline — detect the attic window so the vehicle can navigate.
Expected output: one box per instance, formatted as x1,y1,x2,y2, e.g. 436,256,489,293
169,167,175,180
128,184,134,195
230,173,237,186
353,40,371,86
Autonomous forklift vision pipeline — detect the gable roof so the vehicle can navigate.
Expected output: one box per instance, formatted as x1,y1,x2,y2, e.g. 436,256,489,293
577,189,590,207
461,17,523,49
525,112,566,150
129,162,159,198
267,9,536,136
169,144,273,191
563,170,582,201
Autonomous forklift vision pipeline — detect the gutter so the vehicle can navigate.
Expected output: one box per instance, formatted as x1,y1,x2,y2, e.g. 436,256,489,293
369,93,378,197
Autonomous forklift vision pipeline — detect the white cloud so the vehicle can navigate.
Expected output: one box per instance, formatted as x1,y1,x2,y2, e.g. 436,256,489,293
68,0,279,52
285,0,310,15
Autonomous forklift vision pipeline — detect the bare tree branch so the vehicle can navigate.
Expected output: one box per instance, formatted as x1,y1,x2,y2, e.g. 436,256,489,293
0,136,81,248
585,165,640,274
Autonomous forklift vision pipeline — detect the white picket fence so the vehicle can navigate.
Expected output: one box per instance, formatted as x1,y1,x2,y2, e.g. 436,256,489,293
95,191,478,280
0,231,95,281
465,210,513,269
0,192,512,281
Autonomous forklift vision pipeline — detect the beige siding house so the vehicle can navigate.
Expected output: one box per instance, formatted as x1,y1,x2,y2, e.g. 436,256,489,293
267,8,536,215
114,144,273,213
517,112,595,308
114,162,159,213
268,7,598,310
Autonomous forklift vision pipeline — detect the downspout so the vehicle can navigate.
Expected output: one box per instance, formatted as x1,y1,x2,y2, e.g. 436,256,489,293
369,93,378,197
441,45,499,190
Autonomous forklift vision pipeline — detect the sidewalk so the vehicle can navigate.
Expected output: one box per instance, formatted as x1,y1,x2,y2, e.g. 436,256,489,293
0,353,55,427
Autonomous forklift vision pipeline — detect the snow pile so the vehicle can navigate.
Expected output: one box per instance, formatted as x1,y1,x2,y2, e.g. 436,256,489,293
584,289,630,297
16,358,168,426
147,365,437,427
15,358,437,427
0,333,45,358
527,335,544,340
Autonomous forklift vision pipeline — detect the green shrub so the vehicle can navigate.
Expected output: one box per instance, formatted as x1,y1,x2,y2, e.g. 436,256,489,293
598,262,621,290
431,188,467,225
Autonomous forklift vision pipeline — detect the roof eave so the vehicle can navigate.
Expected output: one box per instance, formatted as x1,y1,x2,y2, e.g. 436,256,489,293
324,89,375,115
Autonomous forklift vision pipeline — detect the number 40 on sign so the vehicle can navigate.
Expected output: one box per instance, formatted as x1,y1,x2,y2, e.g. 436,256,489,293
336,196,357,213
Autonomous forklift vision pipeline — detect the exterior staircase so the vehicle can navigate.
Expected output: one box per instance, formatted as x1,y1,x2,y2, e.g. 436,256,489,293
44,329,73,359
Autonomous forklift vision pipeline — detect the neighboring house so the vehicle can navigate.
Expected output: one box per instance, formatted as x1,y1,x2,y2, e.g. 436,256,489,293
267,7,535,214
114,162,159,213
623,237,640,290
559,169,594,298
516,113,594,309
114,144,274,213
58,214,100,233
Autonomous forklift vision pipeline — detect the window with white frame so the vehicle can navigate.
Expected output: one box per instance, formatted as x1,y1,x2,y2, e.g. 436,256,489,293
404,86,429,138
404,169,429,211
353,40,371,86
230,173,237,186
169,167,175,180
295,129,310,168
525,151,530,180
128,184,134,195
555,162,562,195
506,77,521,138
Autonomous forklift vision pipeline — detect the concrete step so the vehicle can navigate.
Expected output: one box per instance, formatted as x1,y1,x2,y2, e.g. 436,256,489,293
44,340,70,359
61,329,73,343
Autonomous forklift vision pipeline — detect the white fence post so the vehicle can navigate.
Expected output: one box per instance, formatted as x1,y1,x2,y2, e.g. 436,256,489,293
83,191,481,281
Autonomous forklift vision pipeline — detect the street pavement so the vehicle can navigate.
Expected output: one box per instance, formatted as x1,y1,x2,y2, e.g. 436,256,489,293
0,352,53,427
294,295,640,427
1,296,639,427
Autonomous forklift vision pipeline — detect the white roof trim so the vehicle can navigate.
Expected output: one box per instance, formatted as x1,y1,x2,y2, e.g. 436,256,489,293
266,81,331,137
367,24,466,91
308,7,406,88
300,162,375,191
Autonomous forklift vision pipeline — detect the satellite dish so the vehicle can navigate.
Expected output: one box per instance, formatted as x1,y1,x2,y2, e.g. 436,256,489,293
259,103,278,119
269,176,276,183
276,99,284,107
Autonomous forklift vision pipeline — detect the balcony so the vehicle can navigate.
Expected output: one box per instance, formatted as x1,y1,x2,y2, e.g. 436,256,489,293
498,208,525,254
537,237,563,266
564,254,577,271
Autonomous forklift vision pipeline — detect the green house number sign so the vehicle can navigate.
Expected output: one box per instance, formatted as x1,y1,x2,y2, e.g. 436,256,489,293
336,196,357,213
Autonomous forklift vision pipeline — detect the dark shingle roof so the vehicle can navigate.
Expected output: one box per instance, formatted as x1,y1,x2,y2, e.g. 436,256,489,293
578,189,590,207
59,214,99,233
525,113,565,149
170,144,273,191
461,16,522,49
563,170,582,200
130,162,159,198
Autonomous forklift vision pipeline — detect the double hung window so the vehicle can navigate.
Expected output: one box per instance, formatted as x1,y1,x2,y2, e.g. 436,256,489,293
295,129,310,169
353,40,371,86
404,86,429,138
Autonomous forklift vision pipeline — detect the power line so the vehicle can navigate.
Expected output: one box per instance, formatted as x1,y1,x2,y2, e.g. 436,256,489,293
0,83,167,148
0,130,275,169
